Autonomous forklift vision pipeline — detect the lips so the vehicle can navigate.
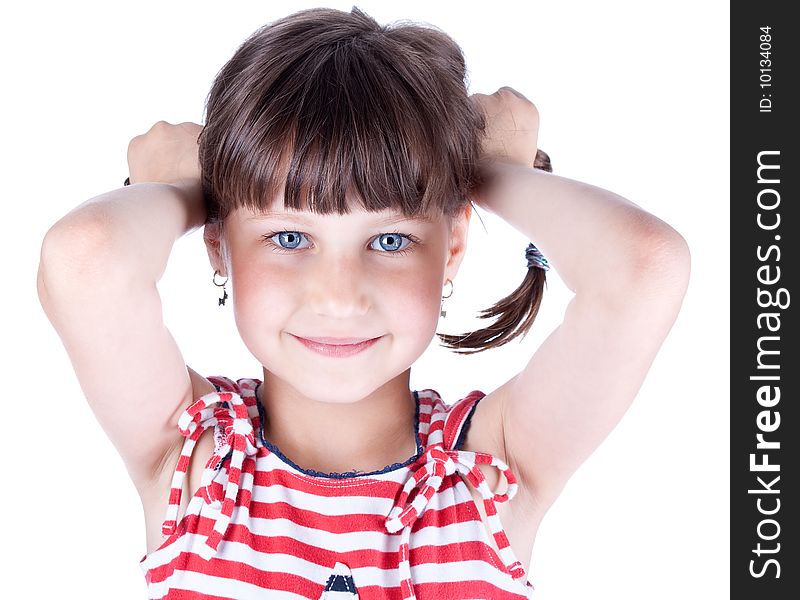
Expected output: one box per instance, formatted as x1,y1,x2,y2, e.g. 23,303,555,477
290,334,383,357
296,336,380,346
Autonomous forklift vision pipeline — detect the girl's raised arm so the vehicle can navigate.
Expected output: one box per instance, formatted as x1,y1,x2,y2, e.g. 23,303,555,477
37,122,207,498
471,89,691,510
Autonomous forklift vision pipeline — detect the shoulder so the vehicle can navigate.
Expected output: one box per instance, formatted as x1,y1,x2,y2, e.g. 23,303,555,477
169,371,264,440
186,369,262,404
450,387,505,458
445,390,487,451
162,371,262,481
454,386,546,532
450,386,527,498
418,388,488,451
186,366,222,398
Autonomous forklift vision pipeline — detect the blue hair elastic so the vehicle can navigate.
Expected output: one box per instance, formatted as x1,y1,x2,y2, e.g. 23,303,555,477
525,243,550,271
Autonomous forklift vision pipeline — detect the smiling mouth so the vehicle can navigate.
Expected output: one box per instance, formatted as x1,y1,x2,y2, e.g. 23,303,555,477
295,335,381,345
290,334,383,357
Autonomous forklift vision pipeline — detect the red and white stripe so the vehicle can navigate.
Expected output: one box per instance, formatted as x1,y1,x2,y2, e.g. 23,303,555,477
140,377,535,599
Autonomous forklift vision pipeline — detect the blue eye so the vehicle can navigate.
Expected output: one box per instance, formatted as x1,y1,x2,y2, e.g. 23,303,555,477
260,231,418,256
274,231,307,250
258,231,310,253
371,233,412,253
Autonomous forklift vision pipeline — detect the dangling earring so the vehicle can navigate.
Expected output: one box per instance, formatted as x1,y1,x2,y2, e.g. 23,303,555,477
212,270,229,306
440,278,453,318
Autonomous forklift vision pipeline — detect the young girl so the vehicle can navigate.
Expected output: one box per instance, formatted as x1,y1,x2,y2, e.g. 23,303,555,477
38,6,690,599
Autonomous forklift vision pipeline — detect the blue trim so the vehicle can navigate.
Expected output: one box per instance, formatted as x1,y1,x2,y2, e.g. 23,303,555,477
454,394,483,451
324,571,359,593
253,383,424,479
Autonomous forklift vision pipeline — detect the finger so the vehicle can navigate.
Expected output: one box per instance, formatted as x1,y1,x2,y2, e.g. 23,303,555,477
498,86,526,99
469,92,489,105
469,93,497,115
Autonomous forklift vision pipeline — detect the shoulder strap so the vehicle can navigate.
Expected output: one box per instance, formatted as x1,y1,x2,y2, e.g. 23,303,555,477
442,390,486,451
160,375,259,560
206,375,239,395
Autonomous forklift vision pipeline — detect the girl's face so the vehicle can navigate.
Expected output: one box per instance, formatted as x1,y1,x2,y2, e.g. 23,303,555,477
204,199,470,403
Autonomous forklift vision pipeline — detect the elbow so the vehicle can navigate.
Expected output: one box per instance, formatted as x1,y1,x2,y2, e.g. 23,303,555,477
623,223,692,306
38,213,121,297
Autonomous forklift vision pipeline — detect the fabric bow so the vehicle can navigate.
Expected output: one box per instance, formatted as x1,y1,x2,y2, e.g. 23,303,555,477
385,445,520,599
161,391,258,561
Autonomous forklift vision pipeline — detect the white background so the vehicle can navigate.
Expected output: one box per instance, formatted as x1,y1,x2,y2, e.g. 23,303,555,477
2,1,729,598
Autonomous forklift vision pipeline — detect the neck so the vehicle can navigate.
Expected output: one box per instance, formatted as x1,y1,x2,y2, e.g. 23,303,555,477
257,368,419,475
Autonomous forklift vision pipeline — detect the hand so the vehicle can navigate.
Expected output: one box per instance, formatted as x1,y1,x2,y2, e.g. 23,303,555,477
470,87,540,168
126,121,203,185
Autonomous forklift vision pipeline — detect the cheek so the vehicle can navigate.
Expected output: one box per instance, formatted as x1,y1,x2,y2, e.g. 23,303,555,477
232,263,294,322
226,255,291,351
395,267,441,311
385,257,445,339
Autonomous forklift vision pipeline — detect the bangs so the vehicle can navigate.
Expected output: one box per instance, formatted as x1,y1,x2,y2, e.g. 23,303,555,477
199,10,484,224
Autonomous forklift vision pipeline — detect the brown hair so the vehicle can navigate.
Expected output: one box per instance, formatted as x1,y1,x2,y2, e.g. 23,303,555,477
197,6,550,355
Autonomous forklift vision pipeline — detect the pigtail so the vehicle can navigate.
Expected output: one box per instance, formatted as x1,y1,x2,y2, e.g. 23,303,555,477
436,149,552,355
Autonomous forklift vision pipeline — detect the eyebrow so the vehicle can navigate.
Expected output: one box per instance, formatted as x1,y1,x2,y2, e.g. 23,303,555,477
247,212,434,225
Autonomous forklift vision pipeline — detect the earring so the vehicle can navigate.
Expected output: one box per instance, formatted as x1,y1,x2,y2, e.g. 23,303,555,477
440,278,453,318
212,270,229,306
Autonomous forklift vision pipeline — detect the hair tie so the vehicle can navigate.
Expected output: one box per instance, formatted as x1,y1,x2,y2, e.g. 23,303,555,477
525,243,550,271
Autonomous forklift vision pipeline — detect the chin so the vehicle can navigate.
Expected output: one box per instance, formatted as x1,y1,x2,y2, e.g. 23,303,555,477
289,375,382,405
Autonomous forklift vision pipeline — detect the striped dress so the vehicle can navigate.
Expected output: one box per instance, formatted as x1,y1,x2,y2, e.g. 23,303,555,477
140,376,535,599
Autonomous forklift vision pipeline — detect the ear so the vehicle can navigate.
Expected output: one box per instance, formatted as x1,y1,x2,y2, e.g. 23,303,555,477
203,222,228,277
443,202,472,282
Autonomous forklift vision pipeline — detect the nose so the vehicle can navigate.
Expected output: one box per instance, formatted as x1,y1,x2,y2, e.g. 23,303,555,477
306,252,371,318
